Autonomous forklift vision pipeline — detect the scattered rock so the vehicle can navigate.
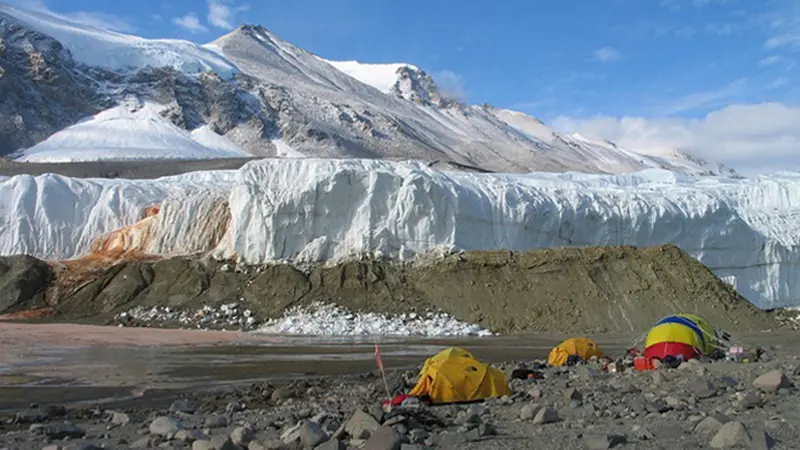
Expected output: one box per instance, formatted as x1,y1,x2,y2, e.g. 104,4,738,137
315,439,346,450
192,441,218,450
149,416,184,438
299,421,329,449
30,422,86,440
204,415,229,429
583,434,627,450
532,407,559,425
695,416,725,435
710,421,751,448
738,391,763,409
646,398,670,413
110,411,131,426
435,430,473,447
230,426,255,447
527,387,543,400
364,426,403,450
41,404,67,419
170,399,198,414
753,370,792,392
131,437,152,449
272,388,293,402
345,410,381,440
564,387,583,406
750,427,776,450
691,379,718,399
520,403,542,420
632,425,655,441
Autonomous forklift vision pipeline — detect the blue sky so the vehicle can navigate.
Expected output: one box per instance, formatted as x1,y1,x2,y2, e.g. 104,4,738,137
15,0,800,172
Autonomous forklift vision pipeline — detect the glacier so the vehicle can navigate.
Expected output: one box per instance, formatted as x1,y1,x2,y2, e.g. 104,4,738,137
0,158,798,309
15,102,252,163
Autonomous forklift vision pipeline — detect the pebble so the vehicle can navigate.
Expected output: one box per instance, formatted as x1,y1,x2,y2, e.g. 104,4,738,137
532,407,559,425
110,411,131,426
695,416,724,435
271,388,293,402
364,426,404,450
519,403,541,420
710,421,751,448
691,379,718,399
750,427,776,450
149,416,184,438
316,439,346,450
298,421,329,448
169,399,198,414
753,370,793,392
344,410,381,440
230,426,255,447
583,434,627,450
204,415,229,428
29,422,86,440
632,424,655,441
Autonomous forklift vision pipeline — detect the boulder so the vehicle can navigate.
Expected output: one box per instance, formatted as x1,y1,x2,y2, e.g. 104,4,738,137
0,255,53,314
753,370,792,392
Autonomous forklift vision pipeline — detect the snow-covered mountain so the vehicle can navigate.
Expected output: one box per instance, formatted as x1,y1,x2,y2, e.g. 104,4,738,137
0,3,734,175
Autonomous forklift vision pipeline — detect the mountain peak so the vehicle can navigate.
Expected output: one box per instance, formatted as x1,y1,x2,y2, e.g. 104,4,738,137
391,66,454,108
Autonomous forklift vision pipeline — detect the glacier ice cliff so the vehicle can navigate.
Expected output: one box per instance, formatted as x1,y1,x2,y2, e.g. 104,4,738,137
0,159,798,309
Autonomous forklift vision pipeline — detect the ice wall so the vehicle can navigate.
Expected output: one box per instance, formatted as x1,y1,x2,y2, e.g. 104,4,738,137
1,159,799,309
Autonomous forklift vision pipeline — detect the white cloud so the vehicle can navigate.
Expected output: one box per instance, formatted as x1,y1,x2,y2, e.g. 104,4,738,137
762,1,800,51
207,0,249,30
172,13,209,33
759,55,783,67
662,78,747,114
552,103,800,174
433,70,466,102
660,0,732,12
592,46,622,62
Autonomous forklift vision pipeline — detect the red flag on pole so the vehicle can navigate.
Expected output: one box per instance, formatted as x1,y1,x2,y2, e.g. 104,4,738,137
374,343,384,370
374,341,391,402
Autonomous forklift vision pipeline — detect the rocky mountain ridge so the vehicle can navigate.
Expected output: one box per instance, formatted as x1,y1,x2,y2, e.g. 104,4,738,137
0,4,734,175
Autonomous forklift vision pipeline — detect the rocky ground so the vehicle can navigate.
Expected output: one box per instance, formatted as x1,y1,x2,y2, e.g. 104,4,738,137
2,343,799,450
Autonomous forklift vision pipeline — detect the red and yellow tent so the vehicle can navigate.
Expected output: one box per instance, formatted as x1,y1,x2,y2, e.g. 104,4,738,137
643,313,719,361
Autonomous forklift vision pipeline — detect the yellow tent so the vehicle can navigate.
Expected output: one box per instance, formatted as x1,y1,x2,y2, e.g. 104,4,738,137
548,337,604,367
408,347,511,404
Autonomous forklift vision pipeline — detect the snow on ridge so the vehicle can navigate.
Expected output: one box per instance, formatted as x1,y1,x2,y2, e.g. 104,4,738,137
14,102,251,162
256,302,493,337
321,58,418,93
0,3,238,77
1,158,799,309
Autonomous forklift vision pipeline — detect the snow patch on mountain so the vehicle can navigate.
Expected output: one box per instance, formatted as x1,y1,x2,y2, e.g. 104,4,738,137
14,101,251,162
0,159,797,308
0,3,237,77
190,125,249,155
321,59,417,93
272,139,305,158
